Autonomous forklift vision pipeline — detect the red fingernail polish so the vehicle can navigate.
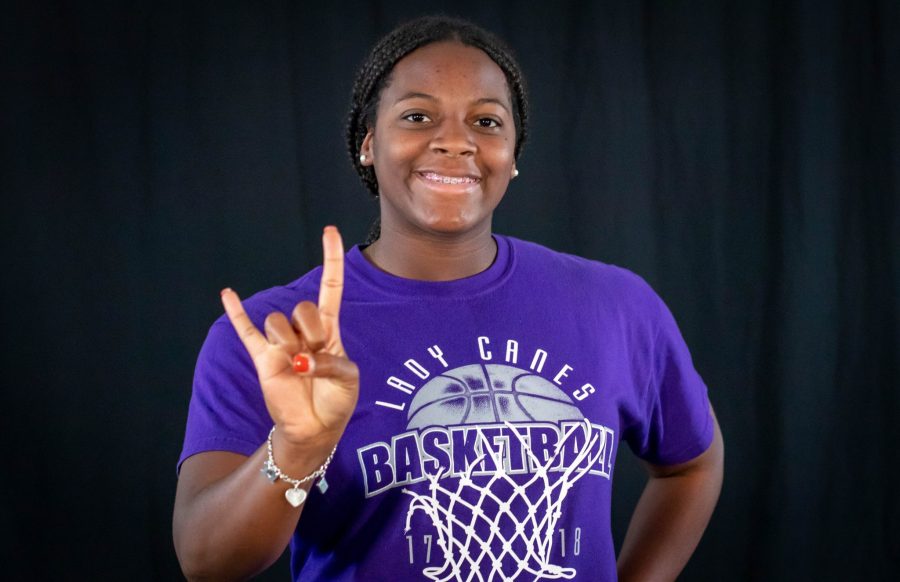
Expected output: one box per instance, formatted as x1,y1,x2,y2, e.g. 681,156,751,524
293,354,311,373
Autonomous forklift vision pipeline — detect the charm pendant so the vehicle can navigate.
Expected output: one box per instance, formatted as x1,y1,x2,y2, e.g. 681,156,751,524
285,487,307,507
316,477,329,494
262,461,278,483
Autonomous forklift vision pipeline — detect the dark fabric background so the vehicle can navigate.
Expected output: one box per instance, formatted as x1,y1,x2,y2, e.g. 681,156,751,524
2,1,897,580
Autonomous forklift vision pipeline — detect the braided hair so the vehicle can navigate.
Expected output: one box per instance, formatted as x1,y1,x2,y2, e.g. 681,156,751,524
345,15,529,242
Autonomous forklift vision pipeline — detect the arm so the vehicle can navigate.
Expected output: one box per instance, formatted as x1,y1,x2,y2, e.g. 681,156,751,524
173,227,359,581
616,405,724,582
173,424,345,580
173,447,314,581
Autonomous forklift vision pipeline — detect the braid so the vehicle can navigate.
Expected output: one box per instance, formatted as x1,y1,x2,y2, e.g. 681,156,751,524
346,15,530,242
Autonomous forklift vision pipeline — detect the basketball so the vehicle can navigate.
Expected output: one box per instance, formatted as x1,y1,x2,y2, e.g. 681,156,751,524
406,364,585,430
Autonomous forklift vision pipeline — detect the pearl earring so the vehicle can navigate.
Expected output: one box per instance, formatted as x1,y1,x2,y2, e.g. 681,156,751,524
512,168,519,178
359,154,367,163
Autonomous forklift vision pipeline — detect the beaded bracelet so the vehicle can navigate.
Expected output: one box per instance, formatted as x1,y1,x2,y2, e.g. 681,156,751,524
261,426,336,507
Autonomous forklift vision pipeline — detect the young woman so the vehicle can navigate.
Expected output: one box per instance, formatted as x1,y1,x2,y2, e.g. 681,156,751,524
174,16,724,582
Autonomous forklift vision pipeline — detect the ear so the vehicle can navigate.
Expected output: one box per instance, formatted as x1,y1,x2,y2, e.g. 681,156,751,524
360,130,375,166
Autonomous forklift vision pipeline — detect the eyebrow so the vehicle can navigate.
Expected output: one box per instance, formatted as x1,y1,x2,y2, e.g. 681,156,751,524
394,92,511,114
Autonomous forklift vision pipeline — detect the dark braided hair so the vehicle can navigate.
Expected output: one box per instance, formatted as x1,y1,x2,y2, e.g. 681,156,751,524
345,15,530,242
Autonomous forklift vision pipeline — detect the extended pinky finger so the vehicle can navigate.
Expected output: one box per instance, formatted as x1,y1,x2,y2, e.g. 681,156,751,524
221,288,269,358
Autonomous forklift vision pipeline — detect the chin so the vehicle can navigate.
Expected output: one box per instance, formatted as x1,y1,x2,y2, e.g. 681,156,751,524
420,216,488,237
420,222,468,235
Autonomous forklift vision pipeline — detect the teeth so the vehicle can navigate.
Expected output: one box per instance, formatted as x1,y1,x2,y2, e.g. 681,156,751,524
422,172,477,185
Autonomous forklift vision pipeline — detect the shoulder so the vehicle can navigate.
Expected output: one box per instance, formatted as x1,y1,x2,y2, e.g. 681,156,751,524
195,268,323,384
503,235,664,315
209,267,324,333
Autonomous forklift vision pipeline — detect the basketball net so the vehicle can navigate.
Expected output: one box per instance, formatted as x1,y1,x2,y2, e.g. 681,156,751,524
403,420,606,582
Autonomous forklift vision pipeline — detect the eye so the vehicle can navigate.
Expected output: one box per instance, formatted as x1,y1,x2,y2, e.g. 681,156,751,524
402,112,431,123
475,117,501,129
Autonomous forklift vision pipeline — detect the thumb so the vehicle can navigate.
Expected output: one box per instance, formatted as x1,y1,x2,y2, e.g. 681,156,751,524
293,352,359,392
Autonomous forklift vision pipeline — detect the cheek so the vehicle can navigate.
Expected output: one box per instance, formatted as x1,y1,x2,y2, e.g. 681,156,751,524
373,126,422,167
486,142,515,174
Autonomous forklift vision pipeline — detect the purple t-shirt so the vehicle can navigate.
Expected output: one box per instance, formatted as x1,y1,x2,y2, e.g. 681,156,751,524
179,235,713,581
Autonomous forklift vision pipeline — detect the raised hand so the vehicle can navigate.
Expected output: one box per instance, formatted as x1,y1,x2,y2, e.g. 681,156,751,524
220,226,359,451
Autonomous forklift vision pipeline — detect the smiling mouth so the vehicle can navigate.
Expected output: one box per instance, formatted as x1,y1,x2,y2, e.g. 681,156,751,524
418,171,480,185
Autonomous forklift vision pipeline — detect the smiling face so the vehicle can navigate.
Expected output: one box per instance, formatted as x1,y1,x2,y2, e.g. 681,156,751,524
359,41,517,238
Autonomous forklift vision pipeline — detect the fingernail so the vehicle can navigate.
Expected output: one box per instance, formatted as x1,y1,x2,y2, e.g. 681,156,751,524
293,353,314,374
220,287,232,297
324,225,336,233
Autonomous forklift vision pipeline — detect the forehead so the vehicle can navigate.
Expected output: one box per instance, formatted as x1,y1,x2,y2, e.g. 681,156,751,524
381,41,511,106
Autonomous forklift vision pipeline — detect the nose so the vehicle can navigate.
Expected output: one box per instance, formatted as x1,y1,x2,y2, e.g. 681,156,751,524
430,119,476,157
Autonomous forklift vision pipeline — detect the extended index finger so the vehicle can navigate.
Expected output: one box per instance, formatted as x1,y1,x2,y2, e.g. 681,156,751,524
318,226,344,330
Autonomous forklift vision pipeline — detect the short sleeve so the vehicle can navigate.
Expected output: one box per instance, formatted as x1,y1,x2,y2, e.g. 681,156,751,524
177,319,272,473
626,293,713,466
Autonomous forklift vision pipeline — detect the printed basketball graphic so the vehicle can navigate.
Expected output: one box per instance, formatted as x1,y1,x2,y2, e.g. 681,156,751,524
407,364,584,430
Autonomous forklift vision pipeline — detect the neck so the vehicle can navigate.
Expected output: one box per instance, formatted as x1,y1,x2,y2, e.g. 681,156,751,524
362,225,497,281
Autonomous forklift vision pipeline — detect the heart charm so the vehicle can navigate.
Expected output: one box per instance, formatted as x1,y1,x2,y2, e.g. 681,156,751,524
285,487,307,507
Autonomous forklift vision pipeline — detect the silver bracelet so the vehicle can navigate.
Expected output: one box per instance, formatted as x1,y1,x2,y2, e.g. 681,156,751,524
262,426,336,507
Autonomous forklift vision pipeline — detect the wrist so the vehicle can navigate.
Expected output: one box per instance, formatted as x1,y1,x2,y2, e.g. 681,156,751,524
269,426,338,479
264,426,338,507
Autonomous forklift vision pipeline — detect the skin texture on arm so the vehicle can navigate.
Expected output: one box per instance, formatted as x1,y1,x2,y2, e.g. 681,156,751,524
617,405,725,582
174,444,313,581
173,227,360,581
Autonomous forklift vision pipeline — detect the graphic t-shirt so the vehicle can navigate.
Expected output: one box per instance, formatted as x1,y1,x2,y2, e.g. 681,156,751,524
179,235,713,581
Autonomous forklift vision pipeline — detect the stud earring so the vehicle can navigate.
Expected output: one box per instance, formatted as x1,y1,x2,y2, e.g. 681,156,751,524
359,154,367,163
511,168,519,178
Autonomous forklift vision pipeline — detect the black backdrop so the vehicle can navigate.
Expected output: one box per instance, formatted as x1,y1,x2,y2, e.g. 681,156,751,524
3,1,898,580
